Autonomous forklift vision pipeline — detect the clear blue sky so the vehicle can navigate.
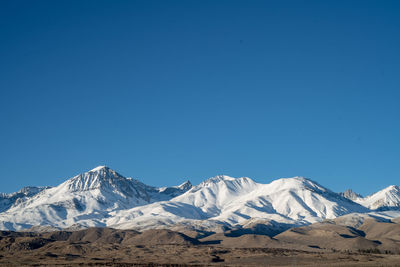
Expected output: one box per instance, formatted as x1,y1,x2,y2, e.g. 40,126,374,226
1,0,399,196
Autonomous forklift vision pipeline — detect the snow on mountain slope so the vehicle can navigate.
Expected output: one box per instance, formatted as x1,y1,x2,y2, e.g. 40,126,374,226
175,175,259,216
0,186,50,213
0,166,191,231
106,175,258,230
181,176,367,224
0,167,397,232
213,177,368,225
106,176,367,231
355,185,400,210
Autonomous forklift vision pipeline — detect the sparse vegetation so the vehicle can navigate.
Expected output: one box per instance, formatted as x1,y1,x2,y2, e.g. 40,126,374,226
1,228,400,266
357,248,381,254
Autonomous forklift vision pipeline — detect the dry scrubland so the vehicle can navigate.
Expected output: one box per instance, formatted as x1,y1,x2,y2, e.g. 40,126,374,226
2,216,400,266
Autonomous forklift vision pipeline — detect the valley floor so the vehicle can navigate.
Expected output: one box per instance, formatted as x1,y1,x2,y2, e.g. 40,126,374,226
1,227,400,266
1,244,400,266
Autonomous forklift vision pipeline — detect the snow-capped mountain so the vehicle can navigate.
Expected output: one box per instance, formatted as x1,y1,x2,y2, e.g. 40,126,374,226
176,176,367,225
102,175,368,231
355,185,400,210
340,186,400,210
0,166,399,232
0,166,192,230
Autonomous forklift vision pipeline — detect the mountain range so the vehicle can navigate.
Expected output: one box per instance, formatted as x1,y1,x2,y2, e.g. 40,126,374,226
1,166,399,233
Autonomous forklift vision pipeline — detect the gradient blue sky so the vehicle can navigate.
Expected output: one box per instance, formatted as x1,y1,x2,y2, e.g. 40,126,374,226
1,0,399,195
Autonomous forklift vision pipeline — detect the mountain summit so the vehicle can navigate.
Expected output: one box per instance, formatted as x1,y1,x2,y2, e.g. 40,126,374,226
64,166,134,194
355,185,400,210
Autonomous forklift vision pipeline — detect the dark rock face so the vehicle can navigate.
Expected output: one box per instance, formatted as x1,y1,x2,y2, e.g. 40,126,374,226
340,189,362,200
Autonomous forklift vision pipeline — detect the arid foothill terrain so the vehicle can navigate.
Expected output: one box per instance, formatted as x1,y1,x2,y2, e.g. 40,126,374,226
2,215,400,266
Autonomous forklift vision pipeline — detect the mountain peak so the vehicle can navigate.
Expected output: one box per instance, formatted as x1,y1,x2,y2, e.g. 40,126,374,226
200,175,236,186
270,176,323,189
274,176,310,182
64,166,128,193
178,180,192,191
385,185,400,191
355,185,400,210
89,166,109,172
370,185,400,197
